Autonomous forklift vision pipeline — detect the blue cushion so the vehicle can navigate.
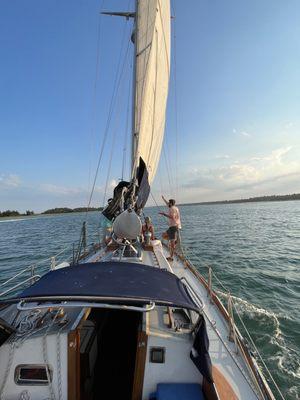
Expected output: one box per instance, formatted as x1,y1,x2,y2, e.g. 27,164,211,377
156,383,204,400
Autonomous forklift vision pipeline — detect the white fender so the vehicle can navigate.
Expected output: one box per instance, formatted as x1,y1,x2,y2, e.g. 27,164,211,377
113,210,142,240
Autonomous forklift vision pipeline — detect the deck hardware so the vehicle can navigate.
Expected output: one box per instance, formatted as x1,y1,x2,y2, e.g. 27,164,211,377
0,276,41,297
180,277,204,312
208,267,213,301
82,221,87,250
228,293,238,353
50,257,56,270
30,265,36,285
18,390,31,400
15,364,52,385
72,243,75,265
150,347,165,363
17,300,156,313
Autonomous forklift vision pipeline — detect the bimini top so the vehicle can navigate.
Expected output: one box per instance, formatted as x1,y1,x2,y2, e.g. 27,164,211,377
15,262,198,311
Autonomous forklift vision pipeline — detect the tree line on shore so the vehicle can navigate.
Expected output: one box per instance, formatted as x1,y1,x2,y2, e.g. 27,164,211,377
1,193,300,218
0,207,102,218
182,193,300,206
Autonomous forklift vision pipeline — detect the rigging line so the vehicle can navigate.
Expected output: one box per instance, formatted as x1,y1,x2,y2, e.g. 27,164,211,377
158,166,164,199
162,145,173,196
164,132,176,196
164,135,175,197
85,19,132,215
150,191,165,214
102,41,132,207
87,0,106,202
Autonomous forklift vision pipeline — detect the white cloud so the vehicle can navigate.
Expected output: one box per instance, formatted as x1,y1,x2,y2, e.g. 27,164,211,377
109,179,117,188
0,174,21,188
233,128,252,138
215,154,230,159
285,122,293,129
240,131,251,138
38,183,85,196
184,146,300,195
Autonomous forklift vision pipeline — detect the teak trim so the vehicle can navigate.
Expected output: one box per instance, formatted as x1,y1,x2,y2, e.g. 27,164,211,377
132,330,148,400
68,329,80,400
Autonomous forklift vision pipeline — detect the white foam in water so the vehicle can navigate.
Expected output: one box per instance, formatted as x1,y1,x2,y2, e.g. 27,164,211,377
270,354,300,380
0,218,27,223
230,294,282,337
216,290,281,333
216,290,300,394
287,385,300,400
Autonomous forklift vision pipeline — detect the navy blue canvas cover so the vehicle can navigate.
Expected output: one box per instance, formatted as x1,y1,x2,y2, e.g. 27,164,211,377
190,315,214,383
18,262,198,311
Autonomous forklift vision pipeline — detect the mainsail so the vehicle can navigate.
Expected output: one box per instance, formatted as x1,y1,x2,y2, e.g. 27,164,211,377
102,0,170,220
132,0,171,185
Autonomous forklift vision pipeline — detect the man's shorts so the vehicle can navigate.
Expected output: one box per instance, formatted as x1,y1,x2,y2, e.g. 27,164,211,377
167,226,178,240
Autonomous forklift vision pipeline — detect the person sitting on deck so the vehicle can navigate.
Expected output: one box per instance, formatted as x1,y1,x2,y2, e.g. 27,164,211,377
159,196,181,262
101,198,113,245
142,216,155,245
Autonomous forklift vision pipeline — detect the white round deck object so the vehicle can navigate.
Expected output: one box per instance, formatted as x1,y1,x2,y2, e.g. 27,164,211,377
113,210,142,240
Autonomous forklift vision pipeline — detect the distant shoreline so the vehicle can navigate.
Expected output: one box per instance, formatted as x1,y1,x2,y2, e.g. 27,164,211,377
179,193,300,207
1,193,300,218
0,207,102,219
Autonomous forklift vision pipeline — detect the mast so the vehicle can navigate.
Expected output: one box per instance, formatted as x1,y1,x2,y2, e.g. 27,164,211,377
131,0,139,179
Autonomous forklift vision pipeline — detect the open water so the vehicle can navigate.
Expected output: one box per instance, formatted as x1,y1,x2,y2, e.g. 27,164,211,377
0,201,299,399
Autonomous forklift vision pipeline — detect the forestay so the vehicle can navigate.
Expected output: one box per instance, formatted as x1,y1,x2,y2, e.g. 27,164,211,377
133,0,171,184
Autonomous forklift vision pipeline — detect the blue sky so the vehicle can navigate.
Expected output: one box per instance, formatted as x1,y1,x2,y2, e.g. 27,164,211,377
1,0,300,212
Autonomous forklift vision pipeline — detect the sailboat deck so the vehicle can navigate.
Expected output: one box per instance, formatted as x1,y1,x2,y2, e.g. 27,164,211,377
137,244,261,400
0,242,269,400
85,242,264,399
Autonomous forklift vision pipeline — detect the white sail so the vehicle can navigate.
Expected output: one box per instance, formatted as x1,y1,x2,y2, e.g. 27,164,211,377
133,0,171,184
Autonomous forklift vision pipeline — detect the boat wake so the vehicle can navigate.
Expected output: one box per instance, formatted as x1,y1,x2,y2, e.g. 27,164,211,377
216,290,300,398
216,290,282,337
0,218,28,223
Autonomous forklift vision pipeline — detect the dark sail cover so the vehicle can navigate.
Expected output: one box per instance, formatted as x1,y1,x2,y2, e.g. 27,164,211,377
17,262,199,311
102,180,131,221
190,315,214,383
101,157,150,221
135,157,150,209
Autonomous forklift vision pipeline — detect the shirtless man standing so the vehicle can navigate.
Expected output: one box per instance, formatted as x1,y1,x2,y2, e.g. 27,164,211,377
159,195,181,261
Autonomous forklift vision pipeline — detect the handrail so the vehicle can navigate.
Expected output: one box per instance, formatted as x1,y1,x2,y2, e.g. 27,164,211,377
0,266,32,287
180,277,204,312
0,275,41,297
17,300,156,313
0,238,105,300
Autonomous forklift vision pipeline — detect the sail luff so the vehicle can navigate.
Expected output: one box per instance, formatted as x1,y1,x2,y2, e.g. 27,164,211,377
131,0,171,185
